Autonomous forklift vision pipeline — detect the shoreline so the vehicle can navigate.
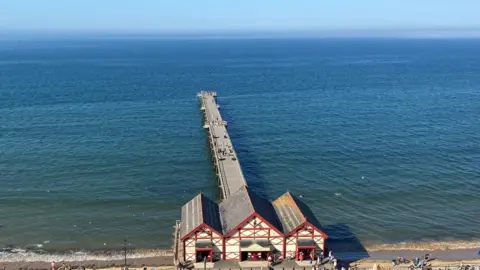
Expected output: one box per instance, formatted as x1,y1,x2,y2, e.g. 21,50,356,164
1,247,480,270
2,253,480,270
2,240,479,270
2,247,479,263
2,243,479,262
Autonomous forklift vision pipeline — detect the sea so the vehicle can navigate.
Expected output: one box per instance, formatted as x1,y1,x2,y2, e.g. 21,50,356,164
1,37,479,261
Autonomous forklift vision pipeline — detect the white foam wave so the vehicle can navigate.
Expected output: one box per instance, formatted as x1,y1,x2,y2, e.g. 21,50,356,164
0,249,172,262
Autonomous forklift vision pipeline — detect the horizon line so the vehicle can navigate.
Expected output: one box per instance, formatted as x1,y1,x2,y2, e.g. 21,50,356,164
2,27,480,39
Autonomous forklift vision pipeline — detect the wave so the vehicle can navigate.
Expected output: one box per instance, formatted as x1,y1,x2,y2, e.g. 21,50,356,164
2,240,479,262
0,248,172,262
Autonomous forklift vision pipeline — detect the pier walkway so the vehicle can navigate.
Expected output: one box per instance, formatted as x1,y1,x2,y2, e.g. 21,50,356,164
197,91,247,199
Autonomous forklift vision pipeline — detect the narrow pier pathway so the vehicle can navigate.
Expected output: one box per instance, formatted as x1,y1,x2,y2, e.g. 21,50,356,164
197,91,247,199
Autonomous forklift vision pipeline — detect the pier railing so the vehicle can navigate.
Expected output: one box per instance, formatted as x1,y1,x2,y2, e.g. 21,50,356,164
198,91,244,199
172,220,181,266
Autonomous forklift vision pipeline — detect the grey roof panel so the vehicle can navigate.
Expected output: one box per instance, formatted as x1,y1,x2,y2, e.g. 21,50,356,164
219,186,253,234
272,192,306,233
247,188,283,233
180,194,202,238
180,193,222,239
201,194,223,234
219,186,283,235
272,192,324,235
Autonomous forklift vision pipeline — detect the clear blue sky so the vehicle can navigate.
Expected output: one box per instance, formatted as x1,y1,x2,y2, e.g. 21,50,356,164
0,0,479,32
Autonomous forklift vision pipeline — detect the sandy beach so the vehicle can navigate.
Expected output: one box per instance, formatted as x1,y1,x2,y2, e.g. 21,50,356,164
2,248,479,270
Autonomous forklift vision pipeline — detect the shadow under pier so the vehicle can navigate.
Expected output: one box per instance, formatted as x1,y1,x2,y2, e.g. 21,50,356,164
323,223,370,263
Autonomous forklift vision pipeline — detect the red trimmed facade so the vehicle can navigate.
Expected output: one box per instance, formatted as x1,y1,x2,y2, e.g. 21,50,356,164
224,214,284,260
285,222,327,260
182,224,223,262
180,190,328,262
181,217,328,262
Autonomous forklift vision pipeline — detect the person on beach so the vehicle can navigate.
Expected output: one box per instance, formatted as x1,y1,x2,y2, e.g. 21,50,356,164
414,257,419,266
51,261,55,270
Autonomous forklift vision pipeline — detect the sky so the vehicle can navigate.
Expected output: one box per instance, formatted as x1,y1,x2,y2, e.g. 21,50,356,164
0,0,479,34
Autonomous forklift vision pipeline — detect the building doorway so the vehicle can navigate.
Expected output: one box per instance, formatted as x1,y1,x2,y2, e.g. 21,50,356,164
240,239,272,261
195,248,213,262
241,251,269,261
297,248,314,261
296,239,316,261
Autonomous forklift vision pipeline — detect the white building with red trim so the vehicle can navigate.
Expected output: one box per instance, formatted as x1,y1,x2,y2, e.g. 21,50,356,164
179,188,328,263
219,186,284,260
272,192,328,261
180,194,224,262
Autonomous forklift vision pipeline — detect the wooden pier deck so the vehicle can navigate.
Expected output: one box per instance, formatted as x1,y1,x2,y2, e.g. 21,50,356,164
197,91,247,199
173,91,248,266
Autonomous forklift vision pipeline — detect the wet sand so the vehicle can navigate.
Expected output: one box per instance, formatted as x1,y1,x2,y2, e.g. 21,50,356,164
332,248,480,261
368,248,480,261
334,248,480,270
355,258,480,270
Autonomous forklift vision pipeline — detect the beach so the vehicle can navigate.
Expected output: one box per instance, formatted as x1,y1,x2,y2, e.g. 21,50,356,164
1,249,480,270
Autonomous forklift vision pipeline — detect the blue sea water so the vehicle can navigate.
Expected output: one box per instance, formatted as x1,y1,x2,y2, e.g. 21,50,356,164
0,38,479,258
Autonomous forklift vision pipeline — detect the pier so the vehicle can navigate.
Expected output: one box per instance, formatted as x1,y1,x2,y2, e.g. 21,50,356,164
197,91,247,199
173,92,329,268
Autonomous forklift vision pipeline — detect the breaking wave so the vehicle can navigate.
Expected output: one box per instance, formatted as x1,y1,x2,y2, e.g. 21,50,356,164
0,247,172,262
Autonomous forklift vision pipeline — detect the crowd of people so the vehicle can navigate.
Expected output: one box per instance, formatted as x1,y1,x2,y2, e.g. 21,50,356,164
391,253,431,268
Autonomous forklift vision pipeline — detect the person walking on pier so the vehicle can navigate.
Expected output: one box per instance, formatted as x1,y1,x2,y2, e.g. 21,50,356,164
328,250,334,261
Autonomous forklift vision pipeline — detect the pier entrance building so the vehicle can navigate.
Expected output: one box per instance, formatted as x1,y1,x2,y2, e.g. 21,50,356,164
173,92,328,266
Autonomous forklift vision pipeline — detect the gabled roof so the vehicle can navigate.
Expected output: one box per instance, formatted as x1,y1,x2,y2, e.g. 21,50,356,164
180,193,222,240
219,186,283,236
272,192,328,238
